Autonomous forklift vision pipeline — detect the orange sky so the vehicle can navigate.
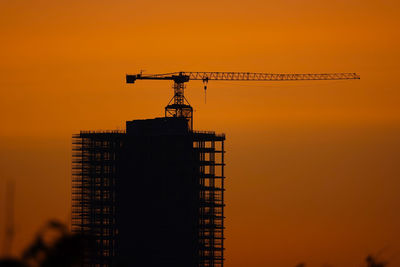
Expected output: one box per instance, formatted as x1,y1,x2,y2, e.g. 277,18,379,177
1,0,400,266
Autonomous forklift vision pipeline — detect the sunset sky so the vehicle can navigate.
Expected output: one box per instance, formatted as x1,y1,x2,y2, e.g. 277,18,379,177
1,0,400,266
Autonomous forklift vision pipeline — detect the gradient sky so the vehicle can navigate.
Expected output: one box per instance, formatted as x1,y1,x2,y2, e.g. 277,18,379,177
1,0,400,266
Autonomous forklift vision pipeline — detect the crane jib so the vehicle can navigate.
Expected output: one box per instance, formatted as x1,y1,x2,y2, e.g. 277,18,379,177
126,72,360,84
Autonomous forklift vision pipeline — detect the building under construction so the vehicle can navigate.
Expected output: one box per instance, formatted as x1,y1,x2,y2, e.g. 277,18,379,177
72,117,225,267
72,70,359,267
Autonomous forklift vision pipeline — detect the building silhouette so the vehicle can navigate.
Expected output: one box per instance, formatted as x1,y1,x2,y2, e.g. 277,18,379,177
72,117,225,267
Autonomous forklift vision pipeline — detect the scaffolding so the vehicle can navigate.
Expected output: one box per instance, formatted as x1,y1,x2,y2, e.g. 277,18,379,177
194,131,225,267
72,131,125,267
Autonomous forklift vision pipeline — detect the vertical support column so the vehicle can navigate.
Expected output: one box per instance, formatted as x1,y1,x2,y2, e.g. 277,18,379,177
210,140,216,267
221,140,224,267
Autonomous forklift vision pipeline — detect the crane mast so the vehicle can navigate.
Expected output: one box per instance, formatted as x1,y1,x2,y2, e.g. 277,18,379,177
126,71,360,129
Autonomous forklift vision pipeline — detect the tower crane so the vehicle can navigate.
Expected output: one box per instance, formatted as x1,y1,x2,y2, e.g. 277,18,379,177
126,71,360,129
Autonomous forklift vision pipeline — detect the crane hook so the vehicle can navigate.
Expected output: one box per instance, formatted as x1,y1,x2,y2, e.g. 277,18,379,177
203,77,208,104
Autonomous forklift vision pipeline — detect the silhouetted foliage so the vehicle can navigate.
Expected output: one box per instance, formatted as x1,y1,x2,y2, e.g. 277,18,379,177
366,254,388,267
0,220,95,267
